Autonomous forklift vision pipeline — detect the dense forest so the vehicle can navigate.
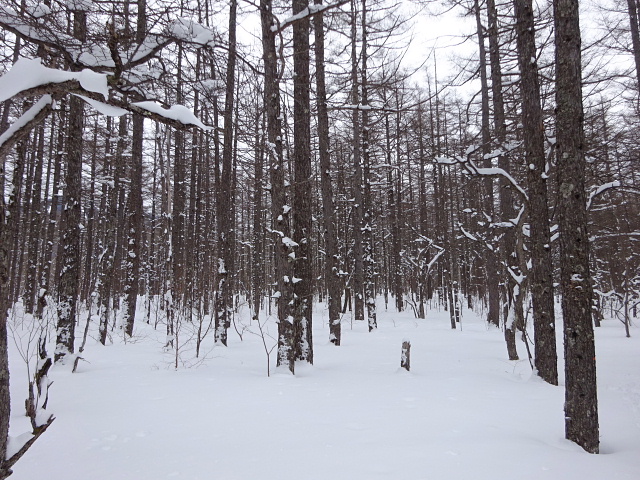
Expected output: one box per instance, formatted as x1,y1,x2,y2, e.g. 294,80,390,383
1,0,639,474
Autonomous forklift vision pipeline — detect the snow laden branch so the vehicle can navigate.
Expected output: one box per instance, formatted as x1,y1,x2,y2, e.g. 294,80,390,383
0,95,54,160
406,233,446,275
0,5,170,73
0,58,109,102
0,58,212,160
0,415,55,480
436,144,529,202
0,6,218,74
585,180,620,211
270,0,350,34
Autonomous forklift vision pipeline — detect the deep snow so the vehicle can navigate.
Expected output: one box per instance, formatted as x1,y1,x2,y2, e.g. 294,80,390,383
6,300,640,480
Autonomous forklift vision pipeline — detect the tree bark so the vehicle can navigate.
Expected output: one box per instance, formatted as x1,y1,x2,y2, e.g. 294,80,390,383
55,7,87,362
554,0,599,454
261,0,295,373
627,0,640,91
215,0,237,346
122,0,148,337
514,0,558,385
361,0,377,332
350,0,365,322
292,0,313,362
314,0,341,346
474,0,500,328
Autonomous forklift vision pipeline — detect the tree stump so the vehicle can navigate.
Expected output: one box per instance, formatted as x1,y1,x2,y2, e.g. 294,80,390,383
401,340,411,371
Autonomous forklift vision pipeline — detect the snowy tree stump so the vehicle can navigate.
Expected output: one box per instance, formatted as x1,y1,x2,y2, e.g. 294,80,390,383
401,340,411,371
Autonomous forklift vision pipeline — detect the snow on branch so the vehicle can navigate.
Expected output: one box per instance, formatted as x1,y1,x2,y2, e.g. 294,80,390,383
133,101,212,130
586,180,621,211
425,247,445,274
460,226,479,243
0,95,54,160
0,57,212,158
1,415,55,477
435,149,529,202
0,57,109,102
271,0,349,34
0,95,52,149
169,17,216,47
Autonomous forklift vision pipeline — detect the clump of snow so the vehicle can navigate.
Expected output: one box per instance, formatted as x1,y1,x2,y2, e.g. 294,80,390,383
28,3,51,18
73,94,127,117
133,101,210,130
169,17,215,46
0,57,110,101
5,431,34,459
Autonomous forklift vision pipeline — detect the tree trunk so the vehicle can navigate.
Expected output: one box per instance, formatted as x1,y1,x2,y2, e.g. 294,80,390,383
38,107,65,316
261,0,295,373
252,107,265,316
292,0,313,362
361,0,376,332
350,0,365,322
55,8,87,362
627,0,640,91
315,0,341,346
514,0,558,385
554,0,599,454
122,0,148,337
215,0,237,346
474,0,500,328
0,199,11,476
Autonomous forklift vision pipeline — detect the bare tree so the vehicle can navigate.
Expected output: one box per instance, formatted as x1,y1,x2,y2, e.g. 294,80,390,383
554,0,599,454
314,0,342,345
514,0,558,385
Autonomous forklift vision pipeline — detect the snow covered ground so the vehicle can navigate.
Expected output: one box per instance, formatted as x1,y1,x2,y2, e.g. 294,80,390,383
6,300,640,480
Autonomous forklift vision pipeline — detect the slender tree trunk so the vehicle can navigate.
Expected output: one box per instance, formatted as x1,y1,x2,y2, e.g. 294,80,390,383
122,0,148,337
554,0,599,454
172,45,186,311
38,107,65,315
23,124,45,313
627,0,640,91
292,0,313,361
215,0,237,346
55,8,87,362
514,0,558,384
474,0,500,328
361,0,376,332
261,0,295,373
315,0,341,346
350,0,365,322
252,107,265,316
0,186,11,478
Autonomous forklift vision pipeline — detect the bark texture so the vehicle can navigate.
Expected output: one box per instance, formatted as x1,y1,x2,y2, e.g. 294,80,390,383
554,0,599,454
215,0,238,346
261,0,295,373
314,0,341,346
292,0,313,362
514,0,558,385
